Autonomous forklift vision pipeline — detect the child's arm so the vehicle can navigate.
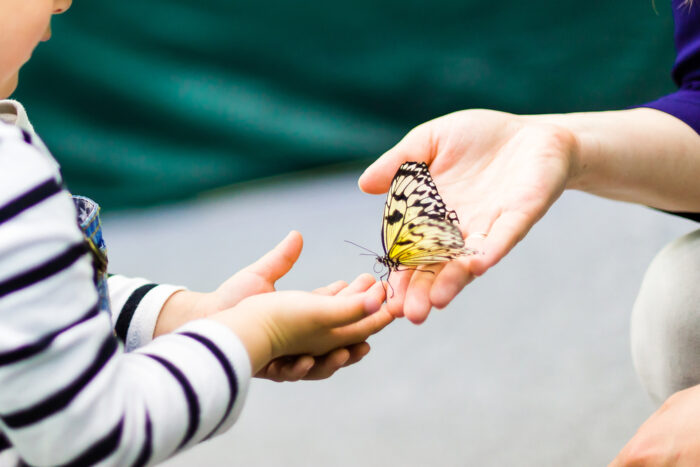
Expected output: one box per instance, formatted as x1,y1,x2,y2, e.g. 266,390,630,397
0,127,391,465
209,283,390,375
258,274,380,382
116,230,381,381
0,126,249,465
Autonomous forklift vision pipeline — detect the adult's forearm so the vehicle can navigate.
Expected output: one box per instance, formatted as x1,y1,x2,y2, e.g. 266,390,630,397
534,108,700,212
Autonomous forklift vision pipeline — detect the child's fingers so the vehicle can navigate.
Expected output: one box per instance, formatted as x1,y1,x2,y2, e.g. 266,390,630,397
245,231,303,284
364,280,386,312
336,273,376,296
277,356,315,382
343,342,371,367
313,274,374,299
303,343,370,380
257,355,314,382
255,360,285,381
312,280,348,296
302,348,351,380
332,305,394,348
320,281,385,327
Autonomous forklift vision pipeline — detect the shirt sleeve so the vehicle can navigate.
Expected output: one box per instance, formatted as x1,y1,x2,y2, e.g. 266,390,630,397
639,0,700,134
0,124,251,466
108,275,186,352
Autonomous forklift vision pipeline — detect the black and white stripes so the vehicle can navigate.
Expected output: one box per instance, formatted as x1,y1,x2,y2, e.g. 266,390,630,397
145,353,201,449
115,283,159,343
0,304,99,366
0,107,251,465
179,332,240,440
0,242,89,299
0,178,62,226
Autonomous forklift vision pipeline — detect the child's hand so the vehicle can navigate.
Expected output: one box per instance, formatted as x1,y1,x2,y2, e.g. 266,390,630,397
156,231,389,381
256,274,380,381
209,279,392,375
155,231,305,336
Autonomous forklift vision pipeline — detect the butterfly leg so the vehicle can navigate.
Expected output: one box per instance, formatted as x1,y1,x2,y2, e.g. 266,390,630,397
379,270,393,300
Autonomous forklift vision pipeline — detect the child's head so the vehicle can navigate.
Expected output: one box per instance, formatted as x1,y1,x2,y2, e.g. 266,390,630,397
0,0,72,99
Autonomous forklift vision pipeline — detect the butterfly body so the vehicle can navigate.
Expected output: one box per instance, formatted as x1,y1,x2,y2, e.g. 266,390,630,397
376,161,474,286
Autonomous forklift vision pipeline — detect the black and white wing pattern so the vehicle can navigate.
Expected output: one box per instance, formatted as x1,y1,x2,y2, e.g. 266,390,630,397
380,161,473,269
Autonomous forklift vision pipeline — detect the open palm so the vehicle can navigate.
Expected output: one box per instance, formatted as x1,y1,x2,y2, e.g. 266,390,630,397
359,109,576,323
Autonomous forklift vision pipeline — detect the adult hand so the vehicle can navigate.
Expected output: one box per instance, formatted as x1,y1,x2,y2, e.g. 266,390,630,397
610,384,700,466
359,109,576,323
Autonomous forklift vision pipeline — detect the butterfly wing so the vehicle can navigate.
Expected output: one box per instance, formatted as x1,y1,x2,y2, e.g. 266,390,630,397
383,162,449,251
389,219,470,266
382,161,472,267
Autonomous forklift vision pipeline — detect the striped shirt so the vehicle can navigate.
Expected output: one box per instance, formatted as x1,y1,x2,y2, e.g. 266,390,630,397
0,101,251,466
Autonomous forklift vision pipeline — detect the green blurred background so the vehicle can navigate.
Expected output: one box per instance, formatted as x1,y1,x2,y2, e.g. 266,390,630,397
15,0,675,210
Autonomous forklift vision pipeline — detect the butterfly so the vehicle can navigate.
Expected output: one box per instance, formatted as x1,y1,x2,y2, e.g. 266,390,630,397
348,161,476,294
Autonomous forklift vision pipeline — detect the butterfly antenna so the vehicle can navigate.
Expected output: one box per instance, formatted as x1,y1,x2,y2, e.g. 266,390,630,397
344,240,381,257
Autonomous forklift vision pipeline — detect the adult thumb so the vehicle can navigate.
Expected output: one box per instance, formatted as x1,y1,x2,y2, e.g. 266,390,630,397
358,124,433,194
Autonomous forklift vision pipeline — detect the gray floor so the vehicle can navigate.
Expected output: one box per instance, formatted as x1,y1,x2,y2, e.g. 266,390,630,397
102,167,697,466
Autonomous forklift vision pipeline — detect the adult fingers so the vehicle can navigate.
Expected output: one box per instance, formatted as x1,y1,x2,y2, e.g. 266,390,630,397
469,211,532,276
386,269,412,317
430,259,475,309
245,230,304,284
403,264,443,324
358,124,434,194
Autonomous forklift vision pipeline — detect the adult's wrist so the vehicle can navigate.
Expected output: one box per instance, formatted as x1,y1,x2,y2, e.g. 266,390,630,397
531,108,700,211
521,112,585,191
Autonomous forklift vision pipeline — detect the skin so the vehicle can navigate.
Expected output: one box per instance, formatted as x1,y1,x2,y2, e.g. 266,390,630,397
0,0,72,98
158,232,392,380
1,0,392,382
360,108,700,322
359,107,700,464
609,385,700,467
10,1,700,462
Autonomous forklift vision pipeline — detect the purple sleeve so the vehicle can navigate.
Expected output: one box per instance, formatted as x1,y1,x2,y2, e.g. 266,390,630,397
640,0,700,134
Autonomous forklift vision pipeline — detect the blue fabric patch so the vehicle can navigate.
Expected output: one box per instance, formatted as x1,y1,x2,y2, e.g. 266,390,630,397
73,196,111,314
